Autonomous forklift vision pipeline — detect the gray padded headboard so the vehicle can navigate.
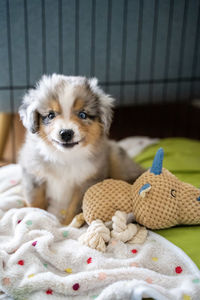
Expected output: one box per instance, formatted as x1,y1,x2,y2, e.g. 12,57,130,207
0,0,200,112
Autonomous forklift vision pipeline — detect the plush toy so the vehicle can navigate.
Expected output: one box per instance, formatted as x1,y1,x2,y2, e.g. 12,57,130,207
82,148,200,230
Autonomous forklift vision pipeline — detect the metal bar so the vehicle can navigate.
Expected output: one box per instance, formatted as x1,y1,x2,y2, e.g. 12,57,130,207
105,0,112,93
75,0,79,75
0,85,33,90
149,0,159,103
90,0,96,77
24,0,30,86
41,0,46,73
190,0,200,100
187,0,200,139
100,77,200,86
175,0,188,102
58,0,63,73
6,0,15,162
162,0,174,103
1,76,200,90
134,0,143,104
119,0,128,104
172,0,189,137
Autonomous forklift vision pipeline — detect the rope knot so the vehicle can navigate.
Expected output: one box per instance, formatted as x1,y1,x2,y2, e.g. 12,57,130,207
79,220,110,252
111,211,147,244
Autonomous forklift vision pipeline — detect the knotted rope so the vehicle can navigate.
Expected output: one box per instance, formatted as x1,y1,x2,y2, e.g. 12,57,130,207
79,211,147,252
79,220,110,252
111,211,147,244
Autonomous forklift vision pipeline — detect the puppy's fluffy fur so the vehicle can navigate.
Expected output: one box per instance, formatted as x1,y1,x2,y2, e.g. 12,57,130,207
19,74,144,224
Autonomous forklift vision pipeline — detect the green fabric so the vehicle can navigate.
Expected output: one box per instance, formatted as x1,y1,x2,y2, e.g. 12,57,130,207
134,138,200,269
155,226,200,269
134,138,200,188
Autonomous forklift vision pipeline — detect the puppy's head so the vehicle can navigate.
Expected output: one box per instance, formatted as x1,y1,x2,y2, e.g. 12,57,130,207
19,74,114,151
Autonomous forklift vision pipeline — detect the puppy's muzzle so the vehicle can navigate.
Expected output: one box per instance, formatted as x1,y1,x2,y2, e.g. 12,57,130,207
59,129,74,143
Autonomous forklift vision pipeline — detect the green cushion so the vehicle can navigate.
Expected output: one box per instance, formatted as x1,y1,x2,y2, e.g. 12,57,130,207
134,138,200,269
155,226,200,269
134,137,200,188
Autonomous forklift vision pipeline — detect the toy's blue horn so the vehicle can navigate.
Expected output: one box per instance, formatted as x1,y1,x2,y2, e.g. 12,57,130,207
150,148,164,175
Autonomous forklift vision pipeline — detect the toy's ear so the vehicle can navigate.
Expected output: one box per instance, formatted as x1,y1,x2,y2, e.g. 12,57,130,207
150,148,164,175
139,183,151,198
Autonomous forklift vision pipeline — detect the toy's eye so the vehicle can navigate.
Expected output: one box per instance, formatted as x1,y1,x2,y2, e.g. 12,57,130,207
171,189,176,198
78,111,87,119
48,111,56,120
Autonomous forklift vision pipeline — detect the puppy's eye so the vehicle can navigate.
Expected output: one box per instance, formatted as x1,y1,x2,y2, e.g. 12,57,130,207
78,111,87,119
48,111,55,120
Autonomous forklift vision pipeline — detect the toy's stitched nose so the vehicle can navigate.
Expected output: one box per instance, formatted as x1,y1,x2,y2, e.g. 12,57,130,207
59,129,74,142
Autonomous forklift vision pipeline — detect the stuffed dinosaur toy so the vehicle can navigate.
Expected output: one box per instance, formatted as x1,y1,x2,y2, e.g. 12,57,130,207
82,148,200,230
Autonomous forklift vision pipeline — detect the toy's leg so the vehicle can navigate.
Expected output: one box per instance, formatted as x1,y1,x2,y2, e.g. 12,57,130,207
79,220,110,252
69,213,85,228
111,211,137,242
111,211,148,244
128,225,148,244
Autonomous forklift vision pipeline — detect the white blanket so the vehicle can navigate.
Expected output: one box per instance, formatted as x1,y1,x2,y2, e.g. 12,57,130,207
0,163,200,300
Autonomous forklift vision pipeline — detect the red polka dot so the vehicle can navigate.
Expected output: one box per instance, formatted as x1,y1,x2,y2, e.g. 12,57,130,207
131,249,138,254
10,180,17,185
18,260,24,266
72,283,80,291
2,278,10,285
17,220,22,224
46,289,53,295
87,257,92,264
175,266,183,274
32,241,37,247
98,272,107,280
146,277,153,284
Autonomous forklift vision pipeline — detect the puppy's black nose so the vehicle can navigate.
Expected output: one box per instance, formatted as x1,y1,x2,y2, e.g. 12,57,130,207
59,129,74,142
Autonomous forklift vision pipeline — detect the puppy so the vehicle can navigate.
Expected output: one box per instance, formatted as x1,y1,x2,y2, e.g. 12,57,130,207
19,74,144,224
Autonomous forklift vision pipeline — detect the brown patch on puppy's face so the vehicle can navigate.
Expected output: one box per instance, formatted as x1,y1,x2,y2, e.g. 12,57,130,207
70,112,103,147
50,99,62,114
38,99,62,146
70,97,103,147
73,98,85,111
83,121,103,147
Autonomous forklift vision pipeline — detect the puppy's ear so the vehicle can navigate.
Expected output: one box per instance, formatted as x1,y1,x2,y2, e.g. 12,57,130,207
98,94,114,135
19,91,39,134
88,78,115,135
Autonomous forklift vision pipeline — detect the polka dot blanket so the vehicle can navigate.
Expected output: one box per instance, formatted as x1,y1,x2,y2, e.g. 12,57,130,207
0,164,200,300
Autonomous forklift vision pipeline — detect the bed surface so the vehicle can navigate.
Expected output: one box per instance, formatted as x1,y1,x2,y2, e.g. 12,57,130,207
0,137,199,299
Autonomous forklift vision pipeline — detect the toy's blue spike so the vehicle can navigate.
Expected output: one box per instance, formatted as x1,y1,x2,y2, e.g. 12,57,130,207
150,148,164,175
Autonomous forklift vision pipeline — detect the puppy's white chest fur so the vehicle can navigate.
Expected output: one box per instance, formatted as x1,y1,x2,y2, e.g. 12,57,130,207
45,154,97,221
